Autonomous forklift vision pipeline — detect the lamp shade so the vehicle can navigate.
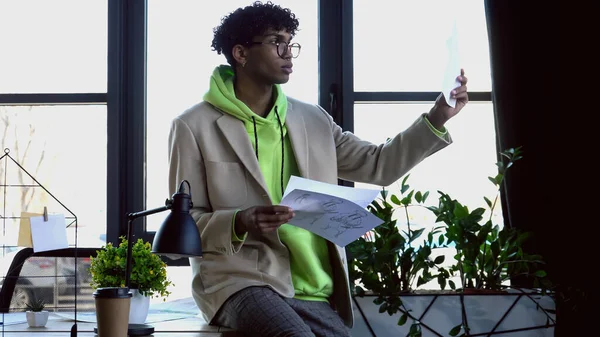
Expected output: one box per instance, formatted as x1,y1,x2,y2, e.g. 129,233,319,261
152,183,202,259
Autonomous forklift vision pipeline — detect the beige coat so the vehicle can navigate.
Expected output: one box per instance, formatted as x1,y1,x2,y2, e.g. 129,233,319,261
168,97,451,327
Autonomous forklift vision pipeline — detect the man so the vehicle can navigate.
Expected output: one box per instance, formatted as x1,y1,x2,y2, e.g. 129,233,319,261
168,2,469,336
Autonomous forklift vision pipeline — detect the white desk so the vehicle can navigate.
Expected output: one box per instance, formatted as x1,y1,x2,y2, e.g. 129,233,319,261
0,314,241,336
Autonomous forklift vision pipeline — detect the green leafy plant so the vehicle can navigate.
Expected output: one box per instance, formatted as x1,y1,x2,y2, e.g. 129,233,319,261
90,236,174,299
348,147,553,337
25,298,45,312
428,147,548,292
347,175,452,334
427,147,552,337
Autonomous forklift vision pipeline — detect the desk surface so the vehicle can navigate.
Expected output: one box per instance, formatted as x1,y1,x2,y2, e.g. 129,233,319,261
1,317,241,336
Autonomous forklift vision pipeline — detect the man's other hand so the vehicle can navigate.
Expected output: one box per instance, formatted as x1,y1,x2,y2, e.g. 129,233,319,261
235,205,295,235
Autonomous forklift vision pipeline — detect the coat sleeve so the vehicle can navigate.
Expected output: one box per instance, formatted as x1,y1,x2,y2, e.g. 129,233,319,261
168,117,245,256
318,106,452,186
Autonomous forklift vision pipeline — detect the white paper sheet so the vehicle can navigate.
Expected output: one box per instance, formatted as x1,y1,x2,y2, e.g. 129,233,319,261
280,177,383,247
30,214,69,252
442,19,462,108
283,176,379,209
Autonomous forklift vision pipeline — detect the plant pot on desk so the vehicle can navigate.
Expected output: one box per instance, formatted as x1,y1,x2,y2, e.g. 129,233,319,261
352,290,556,337
26,310,49,328
129,288,151,324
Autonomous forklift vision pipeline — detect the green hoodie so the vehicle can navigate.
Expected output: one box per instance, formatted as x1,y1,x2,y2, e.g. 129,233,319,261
203,65,333,302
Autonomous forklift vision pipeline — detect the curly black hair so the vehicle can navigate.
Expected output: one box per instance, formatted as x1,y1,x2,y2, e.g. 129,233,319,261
211,1,300,66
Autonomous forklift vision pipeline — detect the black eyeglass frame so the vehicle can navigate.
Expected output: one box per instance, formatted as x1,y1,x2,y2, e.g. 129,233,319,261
247,41,301,59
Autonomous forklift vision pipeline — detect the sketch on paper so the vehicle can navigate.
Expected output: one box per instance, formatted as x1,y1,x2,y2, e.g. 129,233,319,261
294,193,311,204
280,188,383,247
323,210,368,238
283,175,380,209
291,198,342,226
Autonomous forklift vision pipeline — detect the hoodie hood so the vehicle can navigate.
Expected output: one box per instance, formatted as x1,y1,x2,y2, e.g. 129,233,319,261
203,65,287,126
203,65,289,200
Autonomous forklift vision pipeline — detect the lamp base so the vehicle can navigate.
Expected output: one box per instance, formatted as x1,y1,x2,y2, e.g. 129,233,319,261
94,323,154,336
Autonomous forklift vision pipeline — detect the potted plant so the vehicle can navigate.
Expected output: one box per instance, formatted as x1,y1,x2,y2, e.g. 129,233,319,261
25,297,49,328
348,174,454,336
429,147,549,292
348,147,556,337
89,237,174,323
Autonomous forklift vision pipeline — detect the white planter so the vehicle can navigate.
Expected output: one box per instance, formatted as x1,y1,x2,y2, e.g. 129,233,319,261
26,311,49,328
352,290,555,337
128,288,151,324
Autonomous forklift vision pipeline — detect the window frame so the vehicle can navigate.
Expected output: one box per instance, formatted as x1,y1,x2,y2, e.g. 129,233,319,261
319,0,494,173
105,0,147,251
1,0,149,260
2,0,495,267
110,0,495,266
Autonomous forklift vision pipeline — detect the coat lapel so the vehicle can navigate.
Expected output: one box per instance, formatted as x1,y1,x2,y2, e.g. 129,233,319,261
216,115,270,196
285,101,309,179
215,101,309,196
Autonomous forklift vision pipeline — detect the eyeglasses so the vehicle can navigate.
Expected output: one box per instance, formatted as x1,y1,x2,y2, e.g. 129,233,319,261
248,41,301,59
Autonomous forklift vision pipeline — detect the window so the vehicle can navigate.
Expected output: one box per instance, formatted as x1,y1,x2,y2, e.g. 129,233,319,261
0,0,108,93
0,0,504,312
0,0,108,251
353,0,491,92
354,102,502,226
0,106,107,248
351,0,497,288
0,1,108,313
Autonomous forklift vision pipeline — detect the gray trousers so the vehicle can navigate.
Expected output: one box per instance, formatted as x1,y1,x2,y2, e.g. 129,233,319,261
213,286,351,337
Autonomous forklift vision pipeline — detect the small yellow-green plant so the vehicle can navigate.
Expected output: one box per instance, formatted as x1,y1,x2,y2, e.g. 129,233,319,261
90,237,173,299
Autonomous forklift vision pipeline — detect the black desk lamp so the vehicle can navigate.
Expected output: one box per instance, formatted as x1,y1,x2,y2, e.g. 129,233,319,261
94,180,203,336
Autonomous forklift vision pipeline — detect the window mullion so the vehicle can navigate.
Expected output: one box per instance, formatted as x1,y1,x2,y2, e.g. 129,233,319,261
107,0,147,246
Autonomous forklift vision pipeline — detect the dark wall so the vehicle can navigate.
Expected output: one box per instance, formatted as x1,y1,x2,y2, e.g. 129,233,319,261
485,1,588,335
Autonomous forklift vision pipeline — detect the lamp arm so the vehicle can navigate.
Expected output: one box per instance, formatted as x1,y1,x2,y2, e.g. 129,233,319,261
128,204,171,220
125,204,171,289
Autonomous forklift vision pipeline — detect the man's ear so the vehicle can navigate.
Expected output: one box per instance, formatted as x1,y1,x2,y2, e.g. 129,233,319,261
232,44,248,67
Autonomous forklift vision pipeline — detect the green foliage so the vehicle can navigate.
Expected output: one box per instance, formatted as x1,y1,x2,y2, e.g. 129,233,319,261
427,146,549,291
347,147,552,337
449,323,469,337
25,298,45,312
349,175,451,296
347,175,452,335
89,236,173,299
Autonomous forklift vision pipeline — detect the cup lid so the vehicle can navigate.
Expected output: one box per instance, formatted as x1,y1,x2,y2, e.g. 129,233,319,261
93,287,132,298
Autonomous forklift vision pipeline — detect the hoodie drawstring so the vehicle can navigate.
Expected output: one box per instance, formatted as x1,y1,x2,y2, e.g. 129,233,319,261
252,116,259,161
251,107,285,196
274,106,285,196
